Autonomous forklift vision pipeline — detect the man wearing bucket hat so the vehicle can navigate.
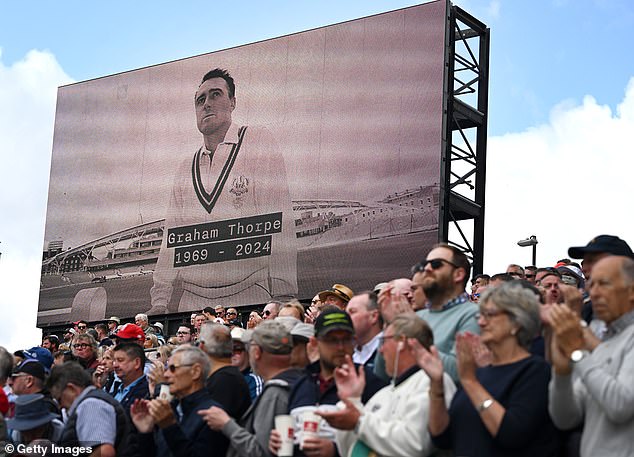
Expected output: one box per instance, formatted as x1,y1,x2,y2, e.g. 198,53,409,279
317,284,354,310
7,393,64,445
107,316,121,336
199,320,302,457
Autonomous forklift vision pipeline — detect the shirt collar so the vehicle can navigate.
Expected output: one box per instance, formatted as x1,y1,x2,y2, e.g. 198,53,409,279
394,365,420,387
353,331,382,364
114,374,145,397
201,122,239,155
604,309,634,340
427,292,470,312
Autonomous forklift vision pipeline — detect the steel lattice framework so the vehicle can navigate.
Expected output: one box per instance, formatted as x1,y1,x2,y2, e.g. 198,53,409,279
439,3,490,275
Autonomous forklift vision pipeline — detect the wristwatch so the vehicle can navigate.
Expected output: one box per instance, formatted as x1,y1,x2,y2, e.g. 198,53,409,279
477,398,494,412
570,349,589,363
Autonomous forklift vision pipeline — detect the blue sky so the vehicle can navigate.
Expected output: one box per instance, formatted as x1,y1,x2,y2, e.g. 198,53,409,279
1,0,634,350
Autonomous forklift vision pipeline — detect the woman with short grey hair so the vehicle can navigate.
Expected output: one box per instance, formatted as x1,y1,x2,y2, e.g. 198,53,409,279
478,282,541,349
411,281,559,456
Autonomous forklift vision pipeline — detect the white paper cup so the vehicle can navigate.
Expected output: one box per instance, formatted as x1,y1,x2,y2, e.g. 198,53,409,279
300,411,321,448
158,384,173,402
275,414,295,457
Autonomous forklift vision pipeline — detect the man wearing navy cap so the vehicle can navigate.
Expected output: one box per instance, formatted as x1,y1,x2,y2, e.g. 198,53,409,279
10,360,60,416
568,234,634,324
274,306,384,457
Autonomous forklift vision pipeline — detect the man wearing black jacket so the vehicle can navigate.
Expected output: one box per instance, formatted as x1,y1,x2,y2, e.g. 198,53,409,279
275,307,386,457
131,345,229,457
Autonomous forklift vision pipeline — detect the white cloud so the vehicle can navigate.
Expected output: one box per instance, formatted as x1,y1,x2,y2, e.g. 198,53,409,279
486,0,501,19
483,76,634,273
0,49,73,352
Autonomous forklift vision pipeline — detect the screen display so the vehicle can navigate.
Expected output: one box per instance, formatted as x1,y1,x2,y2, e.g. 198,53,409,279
39,0,446,325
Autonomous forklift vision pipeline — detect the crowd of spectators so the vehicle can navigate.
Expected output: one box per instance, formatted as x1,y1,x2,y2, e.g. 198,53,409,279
1,235,633,457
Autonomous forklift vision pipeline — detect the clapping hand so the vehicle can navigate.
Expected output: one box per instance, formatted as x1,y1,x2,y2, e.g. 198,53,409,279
456,332,478,383
408,338,444,383
378,284,413,323
130,399,155,433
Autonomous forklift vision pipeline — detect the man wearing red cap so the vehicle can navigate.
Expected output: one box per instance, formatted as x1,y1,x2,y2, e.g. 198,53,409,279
114,323,146,346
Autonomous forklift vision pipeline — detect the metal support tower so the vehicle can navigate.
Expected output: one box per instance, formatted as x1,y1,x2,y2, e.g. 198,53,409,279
439,3,490,275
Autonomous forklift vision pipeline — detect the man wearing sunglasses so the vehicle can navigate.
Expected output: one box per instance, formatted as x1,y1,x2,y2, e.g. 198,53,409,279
75,320,88,334
262,300,282,320
414,243,479,383
9,359,61,416
199,322,251,420
131,346,229,457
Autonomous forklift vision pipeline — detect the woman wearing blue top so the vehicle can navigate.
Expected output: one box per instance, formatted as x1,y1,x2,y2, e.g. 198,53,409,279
410,281,559,457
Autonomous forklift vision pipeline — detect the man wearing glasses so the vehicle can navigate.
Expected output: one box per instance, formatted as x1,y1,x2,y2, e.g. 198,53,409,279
414,243,479,383
9,360,60,416
505,264,525,280
226,307,239,323
131,346,229,457
75,320,88,334
524,266,537,284
318,314,456,457
176,324,194,345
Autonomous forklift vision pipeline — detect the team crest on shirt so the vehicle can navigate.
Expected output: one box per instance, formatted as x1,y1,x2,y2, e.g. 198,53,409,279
229,175,250,208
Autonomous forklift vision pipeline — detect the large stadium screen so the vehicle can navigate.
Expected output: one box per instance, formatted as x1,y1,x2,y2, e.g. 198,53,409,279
38,0,447,325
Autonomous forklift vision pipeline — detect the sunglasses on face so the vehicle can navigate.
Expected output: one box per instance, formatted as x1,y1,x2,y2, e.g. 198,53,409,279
263,310,272,316
166,363,194,373
413,258,458,272
77,325,87,329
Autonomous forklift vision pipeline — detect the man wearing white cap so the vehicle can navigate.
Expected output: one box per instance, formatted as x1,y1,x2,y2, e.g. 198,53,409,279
230,327,263,401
